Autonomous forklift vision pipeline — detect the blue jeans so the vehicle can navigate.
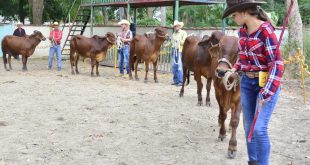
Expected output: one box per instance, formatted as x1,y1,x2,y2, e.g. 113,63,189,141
171,48,183,84
240,74,280,165
118,45,130,74
48,45,62,70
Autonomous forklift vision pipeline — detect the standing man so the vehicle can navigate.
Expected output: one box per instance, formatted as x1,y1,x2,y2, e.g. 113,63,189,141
13,22,26,60
117,19,133,77
48,22,63,71
171,20,187,86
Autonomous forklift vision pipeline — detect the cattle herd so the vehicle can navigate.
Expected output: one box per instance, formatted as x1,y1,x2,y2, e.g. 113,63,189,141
1,27,241,158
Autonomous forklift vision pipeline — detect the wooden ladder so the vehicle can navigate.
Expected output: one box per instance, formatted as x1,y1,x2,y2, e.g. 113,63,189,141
61,6,91,56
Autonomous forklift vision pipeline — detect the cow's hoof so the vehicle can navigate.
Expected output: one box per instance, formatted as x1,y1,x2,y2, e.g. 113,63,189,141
135,77,139,81
5,69,10,71
96,74,100,77
218,134,226,141
22,69,27,72
179,92,184,97
144,80,148,83
197,101,202,106
206,102,211,107
76,71,79,74
71,71,75,75
154,79,159,83
227,150,237,159
91,74,94,77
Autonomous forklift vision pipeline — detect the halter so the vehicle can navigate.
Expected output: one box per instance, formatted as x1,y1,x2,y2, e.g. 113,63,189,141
106,36,115,44
218,58,233,69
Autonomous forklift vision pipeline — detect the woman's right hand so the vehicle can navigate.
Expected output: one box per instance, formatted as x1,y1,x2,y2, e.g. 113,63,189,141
229,68,239,79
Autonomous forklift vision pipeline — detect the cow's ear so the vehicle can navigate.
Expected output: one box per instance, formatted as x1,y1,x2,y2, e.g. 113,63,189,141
208,44,220,58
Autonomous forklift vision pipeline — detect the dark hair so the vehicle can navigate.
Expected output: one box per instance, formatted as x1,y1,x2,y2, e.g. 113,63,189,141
240,6,275,26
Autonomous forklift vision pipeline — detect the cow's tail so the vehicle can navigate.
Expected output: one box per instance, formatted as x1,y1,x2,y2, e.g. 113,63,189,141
1,38,7,61
129,39,135,72
186,69,190,86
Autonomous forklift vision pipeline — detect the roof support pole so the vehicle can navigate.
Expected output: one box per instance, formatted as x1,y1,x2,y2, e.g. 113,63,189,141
174,0,179,21
222,2,226,34
127,2,131,21
133,8,137,24
90,0,94,36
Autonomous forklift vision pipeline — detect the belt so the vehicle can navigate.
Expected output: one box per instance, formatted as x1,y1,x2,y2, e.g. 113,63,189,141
244,72,259,78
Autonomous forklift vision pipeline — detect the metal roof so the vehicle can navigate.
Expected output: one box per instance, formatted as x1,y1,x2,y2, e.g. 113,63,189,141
81,0,225,8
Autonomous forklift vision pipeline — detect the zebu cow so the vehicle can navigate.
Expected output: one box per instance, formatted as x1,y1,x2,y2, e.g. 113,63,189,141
179,31,224,106
208,33,241,158
1,30,46,71
129,27,168,83
70,32,116,76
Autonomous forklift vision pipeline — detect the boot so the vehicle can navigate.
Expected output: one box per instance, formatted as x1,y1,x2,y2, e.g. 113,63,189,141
248,161,258,165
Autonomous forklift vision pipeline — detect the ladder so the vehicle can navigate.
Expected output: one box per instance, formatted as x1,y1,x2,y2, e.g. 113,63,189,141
61,6,91,56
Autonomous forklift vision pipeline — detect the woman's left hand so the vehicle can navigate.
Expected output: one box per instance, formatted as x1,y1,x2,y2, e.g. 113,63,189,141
258,97,271,105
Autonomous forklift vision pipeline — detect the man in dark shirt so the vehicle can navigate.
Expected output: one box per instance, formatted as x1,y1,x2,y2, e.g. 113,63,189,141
13,22,26,60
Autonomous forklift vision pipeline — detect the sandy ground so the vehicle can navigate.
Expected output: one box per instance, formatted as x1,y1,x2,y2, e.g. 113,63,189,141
0,59,309,165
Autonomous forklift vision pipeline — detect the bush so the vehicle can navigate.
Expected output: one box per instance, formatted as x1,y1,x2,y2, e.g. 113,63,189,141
303,28,310,66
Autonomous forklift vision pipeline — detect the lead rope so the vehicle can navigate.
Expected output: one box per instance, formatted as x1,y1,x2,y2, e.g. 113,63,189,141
223,70,239,92
248,0,294,143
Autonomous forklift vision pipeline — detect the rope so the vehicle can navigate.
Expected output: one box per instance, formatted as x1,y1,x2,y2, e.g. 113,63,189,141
222,70,239,92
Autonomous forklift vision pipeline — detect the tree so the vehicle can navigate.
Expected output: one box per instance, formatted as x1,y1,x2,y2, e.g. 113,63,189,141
160,7,166,26
28,0,44,25
285,0,303,78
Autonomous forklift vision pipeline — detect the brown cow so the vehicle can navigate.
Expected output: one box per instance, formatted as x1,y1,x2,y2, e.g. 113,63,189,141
129,27,168,83
208,34,241,158
1,30,46,71
179,31,224,106
70,32,116,76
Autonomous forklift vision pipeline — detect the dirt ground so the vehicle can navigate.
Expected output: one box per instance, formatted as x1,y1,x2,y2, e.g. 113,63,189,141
0,59,309,165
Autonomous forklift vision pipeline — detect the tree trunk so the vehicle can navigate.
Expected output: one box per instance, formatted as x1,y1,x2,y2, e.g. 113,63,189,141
285,0,303,78
119,7,125,20
147,8,153,18
160,7,166,26
103,7,109,25
19,0,26,24
28,0,44,25
268,0,274,10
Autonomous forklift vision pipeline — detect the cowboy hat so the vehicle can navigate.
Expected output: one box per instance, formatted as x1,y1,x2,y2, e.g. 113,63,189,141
222,0,266,19
173,20,184,28
16,22,23,25
53,22,59,26
118,19,130,26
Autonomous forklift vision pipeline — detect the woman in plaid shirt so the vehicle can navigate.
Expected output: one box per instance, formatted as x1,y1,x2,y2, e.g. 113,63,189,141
223,1,284,165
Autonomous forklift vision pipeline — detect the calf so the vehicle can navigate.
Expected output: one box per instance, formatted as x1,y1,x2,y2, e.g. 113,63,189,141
179,31,224,106
70,32,116,76
208,34,241,158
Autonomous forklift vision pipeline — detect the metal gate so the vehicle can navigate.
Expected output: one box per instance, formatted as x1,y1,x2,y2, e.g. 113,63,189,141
101,45,173,73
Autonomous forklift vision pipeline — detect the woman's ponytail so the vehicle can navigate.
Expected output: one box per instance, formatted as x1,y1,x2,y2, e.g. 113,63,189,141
247,6,276,27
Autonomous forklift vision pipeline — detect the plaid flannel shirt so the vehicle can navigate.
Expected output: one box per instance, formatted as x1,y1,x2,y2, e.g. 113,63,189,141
233,22,284,101
49,29,62,45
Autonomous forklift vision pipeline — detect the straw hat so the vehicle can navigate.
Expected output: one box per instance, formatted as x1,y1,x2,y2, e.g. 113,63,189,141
16,22,23,25
53,22,59,26
222,0,266,19
118,19,130,26
173,20,184,28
